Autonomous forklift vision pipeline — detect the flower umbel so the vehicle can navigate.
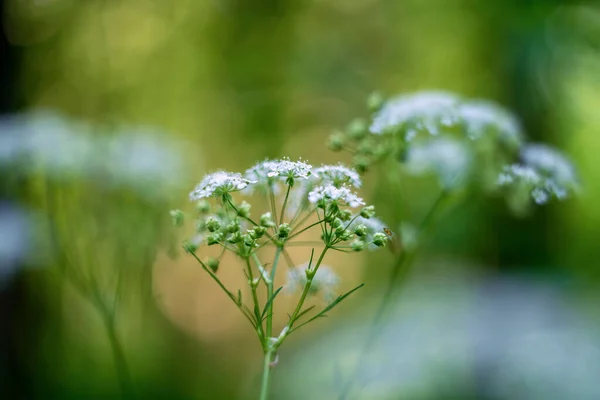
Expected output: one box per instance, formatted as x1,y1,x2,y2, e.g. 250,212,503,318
190,171,255,200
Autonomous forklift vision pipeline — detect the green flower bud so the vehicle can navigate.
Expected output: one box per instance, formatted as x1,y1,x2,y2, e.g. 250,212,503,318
170,209,184,227
350,239,365,252
227,231,242,244
207,232,223,246
254,226,267,238
328,131,345,152
237,201,251,218
196,200,211,214
243,234,257,247
227,219,241,233
206,257,220,273
360,205,375,219
338,209,352,221
260,212,275,228
347,118,368,140
367,91,384,113
182,241,198,254
372,232,388,247
338,229,354,241
278,223,291,239
357,140,375,156
330,218,343,229
205,216,221,232
353,224,368,237
353,156,370,174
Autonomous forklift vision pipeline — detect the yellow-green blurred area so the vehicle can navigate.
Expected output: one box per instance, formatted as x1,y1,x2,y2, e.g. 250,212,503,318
2,0,600,399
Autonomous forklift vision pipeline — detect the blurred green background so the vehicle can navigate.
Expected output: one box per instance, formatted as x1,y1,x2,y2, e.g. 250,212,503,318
2,0,600,399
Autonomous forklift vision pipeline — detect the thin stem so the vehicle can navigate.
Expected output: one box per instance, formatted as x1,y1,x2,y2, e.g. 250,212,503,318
287,219,326,241
266,247,282,338
245,258,265,339
189,251,257,328
259,349,274,400
279,185,291,225
226,198,259,226
103,315,136,399
287,246,329,327
289,207,317,232
269,184,278,227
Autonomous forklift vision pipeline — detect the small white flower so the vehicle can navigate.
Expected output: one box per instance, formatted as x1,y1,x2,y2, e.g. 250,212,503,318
458,100,524,147
497,144,578,205
244,160,280,189
266,158,313,181
405,138,472,189
370,91,461,138
312,164,362,188
189,171,254,200
521,144,577,187
308,184,365,208
286,263,339,301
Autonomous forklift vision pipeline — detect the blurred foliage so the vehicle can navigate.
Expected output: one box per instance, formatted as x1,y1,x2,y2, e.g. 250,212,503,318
2,0,600,399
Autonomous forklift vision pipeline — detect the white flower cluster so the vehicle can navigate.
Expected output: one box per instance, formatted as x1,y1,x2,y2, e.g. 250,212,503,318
190,171,254,200
286,263,339,301
498,144,578,205
458,100,524,147
370,91,461,138
312,164,362,188
308,184,365,208
0,110,188,199
266,158,312,180
405,138,472,189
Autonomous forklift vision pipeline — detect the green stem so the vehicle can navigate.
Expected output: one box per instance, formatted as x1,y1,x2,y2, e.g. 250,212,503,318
245,258,265,339
103,315,136,399
280,185,291,225
266,248,282,338
259,350,274,400
287,219,326,241
288,247,329,327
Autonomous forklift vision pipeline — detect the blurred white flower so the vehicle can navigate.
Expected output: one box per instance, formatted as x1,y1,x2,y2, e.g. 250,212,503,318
458,100,524,148
405,138,472,189
370,91,461,138
498,144,578,205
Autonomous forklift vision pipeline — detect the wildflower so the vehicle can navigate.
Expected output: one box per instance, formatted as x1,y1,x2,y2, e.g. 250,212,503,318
498,144,578,206
205,216,221,232
359,205,376,219
266,158,313,185
372,232,388,247
370,91,461,138
260,212,276,228
348,216,388,250
312,164,362,188
308,185,365,209
286,263,339,301
405,138,472,189
189,171,254,200
458,100,524,148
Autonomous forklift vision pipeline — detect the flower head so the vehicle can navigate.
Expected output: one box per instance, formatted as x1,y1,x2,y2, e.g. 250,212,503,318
190,171,254,200
370,91,461,139
497,145,578,207
405,138,472,189
458,100,524,149
312,164,362,188
308,184,365,209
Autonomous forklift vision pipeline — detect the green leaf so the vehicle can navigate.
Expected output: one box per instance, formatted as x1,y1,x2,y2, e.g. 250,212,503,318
261,286,284,320
293,305,316,322
291,283,365,332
